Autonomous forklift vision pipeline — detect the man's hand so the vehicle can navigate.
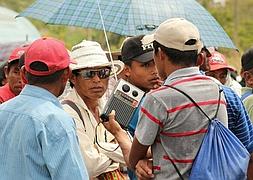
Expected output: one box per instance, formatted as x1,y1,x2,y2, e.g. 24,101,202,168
152,79,163,89
102,110,132,167
135,159,154,180
102,110,123,137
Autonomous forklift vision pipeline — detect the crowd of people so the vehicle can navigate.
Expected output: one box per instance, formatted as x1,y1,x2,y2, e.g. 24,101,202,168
0,17,253,180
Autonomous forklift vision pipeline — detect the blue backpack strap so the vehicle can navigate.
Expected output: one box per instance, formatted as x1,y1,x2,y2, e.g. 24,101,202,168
164,84,222,180
241,90,253,101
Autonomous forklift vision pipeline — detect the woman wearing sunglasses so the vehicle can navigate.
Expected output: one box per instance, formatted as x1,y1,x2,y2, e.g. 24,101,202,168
61,40,126,180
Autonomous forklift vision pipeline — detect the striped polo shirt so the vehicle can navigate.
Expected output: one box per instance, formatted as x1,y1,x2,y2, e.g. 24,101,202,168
223,86,253,153
135,67,228,180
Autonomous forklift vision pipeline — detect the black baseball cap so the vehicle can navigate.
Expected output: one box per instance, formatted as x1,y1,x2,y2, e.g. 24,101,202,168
121,35,153,63
241,47,253,71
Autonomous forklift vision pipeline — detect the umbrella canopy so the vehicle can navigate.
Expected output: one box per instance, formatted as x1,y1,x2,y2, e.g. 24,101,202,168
0,6,40,44
18,0,236,49
0,42,28,66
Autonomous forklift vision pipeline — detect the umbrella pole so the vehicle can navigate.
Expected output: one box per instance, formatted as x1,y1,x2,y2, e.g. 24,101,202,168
96,0,117,81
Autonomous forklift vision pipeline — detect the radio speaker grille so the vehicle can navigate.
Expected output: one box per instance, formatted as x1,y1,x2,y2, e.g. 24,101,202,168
104,91,136,129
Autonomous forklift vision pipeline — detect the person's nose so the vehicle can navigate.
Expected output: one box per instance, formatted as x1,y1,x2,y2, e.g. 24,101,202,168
152,69,158,75
17,77,22,84
151,67,158,76
92,74,101,82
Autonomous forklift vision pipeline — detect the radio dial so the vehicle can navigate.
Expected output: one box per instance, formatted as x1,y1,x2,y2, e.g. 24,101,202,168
122,84,130,92
132,90,138,97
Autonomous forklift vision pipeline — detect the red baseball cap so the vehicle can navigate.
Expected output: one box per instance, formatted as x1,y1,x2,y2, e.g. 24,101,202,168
208,51,235,72
25,37,71,76
8,45,29,63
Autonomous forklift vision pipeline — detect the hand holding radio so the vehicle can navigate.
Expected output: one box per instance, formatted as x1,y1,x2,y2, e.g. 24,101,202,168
102,110,124,137
100,113,109,122
101,79,145,129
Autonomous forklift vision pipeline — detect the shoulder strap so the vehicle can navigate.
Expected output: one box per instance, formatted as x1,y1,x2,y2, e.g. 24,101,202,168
169,158,185,180
163,84,222,180
61,100,86,130
165,85,222,122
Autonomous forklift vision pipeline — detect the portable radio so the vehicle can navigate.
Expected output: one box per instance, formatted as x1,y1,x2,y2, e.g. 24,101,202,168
101,79,145,129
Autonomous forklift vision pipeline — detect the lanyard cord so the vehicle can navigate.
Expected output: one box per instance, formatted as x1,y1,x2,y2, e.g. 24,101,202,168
95,122,120,152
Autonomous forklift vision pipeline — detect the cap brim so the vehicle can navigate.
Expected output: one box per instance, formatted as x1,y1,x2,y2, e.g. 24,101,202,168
134,51,154,63
141,34,155,46
7,58,19,64
210,65,235,72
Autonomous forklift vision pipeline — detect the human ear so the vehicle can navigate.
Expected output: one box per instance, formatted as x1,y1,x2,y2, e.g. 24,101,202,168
158,48,166,62
4,65,8,78
69,70,77,86
62,67,71,83
196,53,204,66
20,66,28,84
123,65,131,79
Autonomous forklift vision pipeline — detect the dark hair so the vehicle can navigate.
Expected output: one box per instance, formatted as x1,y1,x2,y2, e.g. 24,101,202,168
123,60,133,67
0,62,7,86
69,69,80,88
18,54,25,69
153,41,198,67
26,61,66,85
241,47,253,71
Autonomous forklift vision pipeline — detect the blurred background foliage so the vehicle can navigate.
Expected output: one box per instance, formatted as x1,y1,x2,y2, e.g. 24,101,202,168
0,0,252,71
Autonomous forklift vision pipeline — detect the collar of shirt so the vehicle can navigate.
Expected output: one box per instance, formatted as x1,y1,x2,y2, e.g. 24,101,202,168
64,88,106,126
64,87,114,142
164,67,201,85
241,86,253,95
20,84,62,108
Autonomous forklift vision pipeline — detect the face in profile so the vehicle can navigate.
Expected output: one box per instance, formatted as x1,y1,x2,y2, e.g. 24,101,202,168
125,60,160,91
205,69,228,85
71,66,110,100
5,62,22,95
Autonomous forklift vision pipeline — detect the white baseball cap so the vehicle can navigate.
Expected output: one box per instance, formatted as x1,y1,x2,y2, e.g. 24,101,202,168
142,18,203,53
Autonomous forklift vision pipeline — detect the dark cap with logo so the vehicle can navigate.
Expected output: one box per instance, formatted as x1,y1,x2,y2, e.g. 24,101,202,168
121,35,153,63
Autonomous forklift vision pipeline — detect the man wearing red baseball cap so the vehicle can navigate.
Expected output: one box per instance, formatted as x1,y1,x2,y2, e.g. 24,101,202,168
0,45,27,103
0,37,89,180
205,51,242,96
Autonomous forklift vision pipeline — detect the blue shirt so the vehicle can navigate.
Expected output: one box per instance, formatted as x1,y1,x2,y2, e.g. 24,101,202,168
0,85,89,180
127,98,144,180
222,86,253,153
128,98,144,137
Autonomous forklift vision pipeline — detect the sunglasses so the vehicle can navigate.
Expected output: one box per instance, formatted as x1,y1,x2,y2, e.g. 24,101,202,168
78,67,111,79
